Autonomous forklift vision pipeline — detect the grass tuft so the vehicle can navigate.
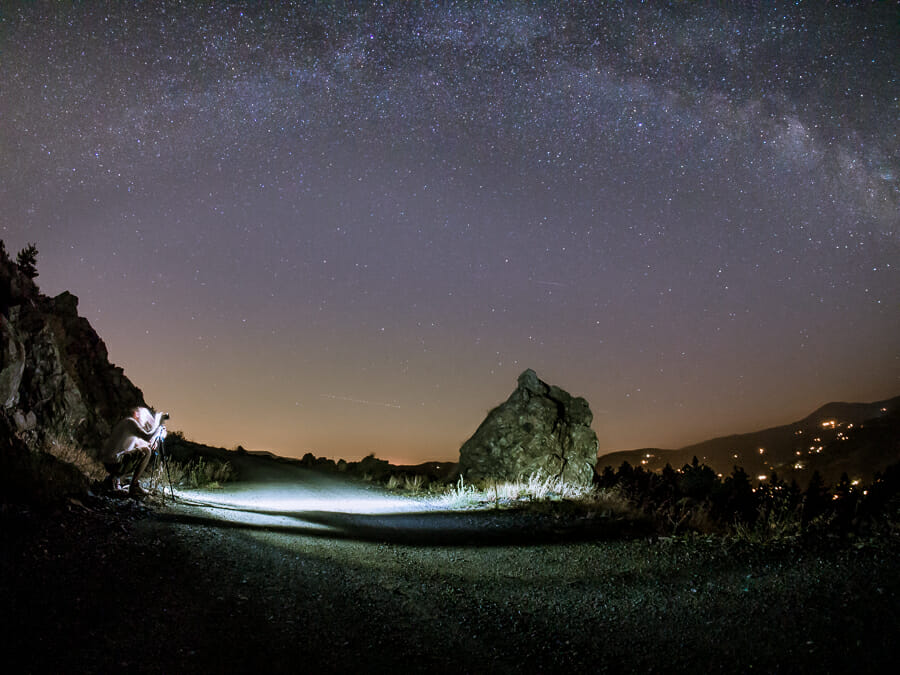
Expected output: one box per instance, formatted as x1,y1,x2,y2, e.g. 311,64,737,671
732,502,803,545
149,456,235,490
403,474,425,493
428,473,620,513
42,437,106,482
430,475,481,509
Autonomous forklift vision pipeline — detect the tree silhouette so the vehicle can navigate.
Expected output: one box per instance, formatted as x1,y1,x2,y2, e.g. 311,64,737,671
832,472,860,534
715,466,757,523
678,457,719,501
801,470,829,528
16,243,39,279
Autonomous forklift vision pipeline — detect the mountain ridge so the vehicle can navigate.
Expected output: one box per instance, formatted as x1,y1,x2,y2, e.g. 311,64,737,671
598,396,900,485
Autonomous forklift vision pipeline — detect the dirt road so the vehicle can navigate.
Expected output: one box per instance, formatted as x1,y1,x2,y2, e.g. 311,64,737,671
166,460,629,545
2,468,897,673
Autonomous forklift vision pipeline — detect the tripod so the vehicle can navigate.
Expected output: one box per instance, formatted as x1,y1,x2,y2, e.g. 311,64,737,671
154,430,176,503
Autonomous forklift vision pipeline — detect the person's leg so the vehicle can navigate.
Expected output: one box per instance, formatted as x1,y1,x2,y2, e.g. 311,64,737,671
128,445,152,496
103,461,127,493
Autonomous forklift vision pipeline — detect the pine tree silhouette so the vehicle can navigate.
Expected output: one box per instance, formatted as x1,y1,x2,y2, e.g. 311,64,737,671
16,243,39,279
801,470,829,528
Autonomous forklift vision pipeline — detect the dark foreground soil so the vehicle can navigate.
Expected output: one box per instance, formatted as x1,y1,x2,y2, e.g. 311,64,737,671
2,495,899,674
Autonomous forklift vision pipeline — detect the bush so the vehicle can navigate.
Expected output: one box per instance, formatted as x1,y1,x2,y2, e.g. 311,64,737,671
149,456,235,490
593,458,900,543
732,500,802,545
429,472,618,511
41,437,106,482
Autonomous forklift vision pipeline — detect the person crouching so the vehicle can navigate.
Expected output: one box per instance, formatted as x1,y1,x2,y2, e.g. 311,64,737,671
101,407,168,497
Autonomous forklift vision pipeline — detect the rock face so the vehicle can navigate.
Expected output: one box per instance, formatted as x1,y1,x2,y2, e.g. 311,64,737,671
0,242,146,478
458,369,598,486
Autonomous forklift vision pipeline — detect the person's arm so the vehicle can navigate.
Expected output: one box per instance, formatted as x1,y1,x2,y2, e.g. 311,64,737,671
136,409,166,435
102,418,157,461
128,417,160,442
150,411,165,433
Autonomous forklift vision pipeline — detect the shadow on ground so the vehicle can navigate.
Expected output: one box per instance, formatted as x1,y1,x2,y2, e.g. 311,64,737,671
157,498,651,546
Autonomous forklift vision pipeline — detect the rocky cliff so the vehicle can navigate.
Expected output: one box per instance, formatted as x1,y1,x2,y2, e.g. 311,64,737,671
0,241,147,500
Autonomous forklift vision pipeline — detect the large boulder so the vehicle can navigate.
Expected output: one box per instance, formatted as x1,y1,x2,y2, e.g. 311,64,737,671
458,369,598,486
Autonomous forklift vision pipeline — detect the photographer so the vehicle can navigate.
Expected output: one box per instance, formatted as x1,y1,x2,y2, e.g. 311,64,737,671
101,407,169,497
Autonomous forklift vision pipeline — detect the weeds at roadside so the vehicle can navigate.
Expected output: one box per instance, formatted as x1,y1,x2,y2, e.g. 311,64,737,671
430,475,480,509
732,501,803,545
42,437,106,482
38,435,236,494
403,474,425,493
149,456,235,491
427,474,634,519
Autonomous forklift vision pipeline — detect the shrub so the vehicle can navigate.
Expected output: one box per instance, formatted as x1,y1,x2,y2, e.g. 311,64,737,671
149,456,235,490
430,473,606,510
431,475,481,509
580,485,635,518
382,473,428,493
732,500,802,545
403,474,425,493
42,437,106,482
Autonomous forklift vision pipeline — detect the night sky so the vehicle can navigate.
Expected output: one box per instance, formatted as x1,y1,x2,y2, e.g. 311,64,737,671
2,2,897,464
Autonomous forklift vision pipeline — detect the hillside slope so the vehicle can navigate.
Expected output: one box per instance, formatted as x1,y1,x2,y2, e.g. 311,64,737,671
598,396,900,484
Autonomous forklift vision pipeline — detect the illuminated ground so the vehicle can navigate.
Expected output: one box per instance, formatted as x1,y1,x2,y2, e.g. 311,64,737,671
172,463,440,534
164,463,629,545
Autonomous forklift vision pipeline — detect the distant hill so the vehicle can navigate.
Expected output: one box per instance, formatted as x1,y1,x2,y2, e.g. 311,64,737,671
598,396,900,486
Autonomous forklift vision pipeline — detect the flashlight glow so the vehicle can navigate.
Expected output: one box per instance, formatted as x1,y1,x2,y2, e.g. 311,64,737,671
171,471,442,534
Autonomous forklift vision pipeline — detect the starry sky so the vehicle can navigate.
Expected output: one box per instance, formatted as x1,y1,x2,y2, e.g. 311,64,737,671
1,2,897,465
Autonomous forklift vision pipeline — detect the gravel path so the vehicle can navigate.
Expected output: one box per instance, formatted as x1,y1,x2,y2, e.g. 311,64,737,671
2,470,898,673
